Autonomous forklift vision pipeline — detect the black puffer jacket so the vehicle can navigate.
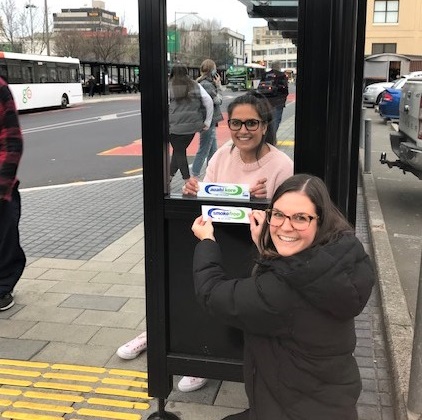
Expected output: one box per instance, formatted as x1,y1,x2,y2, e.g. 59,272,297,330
193,234,374,420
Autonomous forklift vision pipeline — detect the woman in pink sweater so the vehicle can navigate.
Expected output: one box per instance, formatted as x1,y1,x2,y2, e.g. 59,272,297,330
183,92,293,198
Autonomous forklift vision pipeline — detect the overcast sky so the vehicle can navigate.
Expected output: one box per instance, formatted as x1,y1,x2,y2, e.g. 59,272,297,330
14,0,266,42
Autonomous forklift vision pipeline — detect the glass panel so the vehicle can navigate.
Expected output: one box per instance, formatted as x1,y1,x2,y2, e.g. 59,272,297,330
167,0,296,198
386,11,398,23
373,11,386,23
374,1,387,12
387,1,399,11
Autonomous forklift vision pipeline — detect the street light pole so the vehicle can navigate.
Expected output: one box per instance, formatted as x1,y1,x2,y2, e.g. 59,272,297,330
25,1,37,53
44,0,50,55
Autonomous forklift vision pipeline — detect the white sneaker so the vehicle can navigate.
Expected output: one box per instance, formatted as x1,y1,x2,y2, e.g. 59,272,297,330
116,332,147,360
177,376,208,392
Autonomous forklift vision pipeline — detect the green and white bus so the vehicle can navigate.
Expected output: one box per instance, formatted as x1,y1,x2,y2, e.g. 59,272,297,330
0,51,83,111
226,63,266,92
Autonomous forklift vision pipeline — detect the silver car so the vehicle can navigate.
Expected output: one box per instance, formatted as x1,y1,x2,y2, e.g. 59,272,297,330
363,81,394,107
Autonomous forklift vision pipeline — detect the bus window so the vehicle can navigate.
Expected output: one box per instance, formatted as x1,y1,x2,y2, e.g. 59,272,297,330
69,67,79,83
47,63,57,82
35,62,48,83
57,66,70,83
22,63,34,83
6,61,22,84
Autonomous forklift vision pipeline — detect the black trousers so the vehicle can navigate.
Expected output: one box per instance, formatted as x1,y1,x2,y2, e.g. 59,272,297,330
169,133,195,180
0,182,26,296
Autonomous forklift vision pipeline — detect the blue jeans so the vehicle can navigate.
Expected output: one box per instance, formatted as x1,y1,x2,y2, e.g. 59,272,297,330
272,106,284,137
192,125,217,177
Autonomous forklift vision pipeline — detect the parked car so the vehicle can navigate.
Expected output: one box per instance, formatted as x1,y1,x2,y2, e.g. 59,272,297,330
380,78,422,179
363,81,394,107
378,71,422,121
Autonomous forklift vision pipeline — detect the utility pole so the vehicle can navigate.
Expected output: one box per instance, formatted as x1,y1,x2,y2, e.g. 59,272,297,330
25,1,37,53
44,0,50,55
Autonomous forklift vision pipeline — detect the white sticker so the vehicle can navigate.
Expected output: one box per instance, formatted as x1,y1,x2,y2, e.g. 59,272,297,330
197,182,250,200
201,205,252,224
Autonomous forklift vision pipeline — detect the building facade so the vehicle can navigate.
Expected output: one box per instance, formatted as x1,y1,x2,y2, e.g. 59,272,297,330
53,1,125,34
251,26,297,73
365,0,422,56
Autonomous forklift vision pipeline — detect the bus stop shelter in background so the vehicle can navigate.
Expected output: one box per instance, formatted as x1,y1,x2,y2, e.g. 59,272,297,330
138,0,366,418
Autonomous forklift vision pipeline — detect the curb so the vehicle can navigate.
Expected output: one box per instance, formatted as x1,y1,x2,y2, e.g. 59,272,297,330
359,150,417,420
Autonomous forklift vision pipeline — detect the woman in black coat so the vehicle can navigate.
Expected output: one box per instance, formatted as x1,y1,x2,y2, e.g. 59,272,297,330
191,174,375,420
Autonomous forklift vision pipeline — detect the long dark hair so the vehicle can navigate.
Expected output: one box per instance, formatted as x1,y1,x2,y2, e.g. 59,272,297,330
259,174,353,258
227,92,275,160
169,64,196,101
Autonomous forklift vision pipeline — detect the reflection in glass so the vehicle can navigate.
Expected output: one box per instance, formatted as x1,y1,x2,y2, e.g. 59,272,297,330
166,0,297,195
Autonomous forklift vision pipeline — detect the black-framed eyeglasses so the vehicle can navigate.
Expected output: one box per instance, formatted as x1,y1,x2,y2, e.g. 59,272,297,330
228,119,264,131
265,208,319,231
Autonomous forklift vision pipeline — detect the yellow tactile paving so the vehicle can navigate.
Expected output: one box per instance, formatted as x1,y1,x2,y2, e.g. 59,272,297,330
0,359,151,419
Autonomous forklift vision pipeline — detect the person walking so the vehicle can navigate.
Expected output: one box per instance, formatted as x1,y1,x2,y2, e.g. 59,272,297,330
191,59,223,178
87,75,96,97
0,76,26,311
191,174,375,420
258,60,289,136
168,64,213,183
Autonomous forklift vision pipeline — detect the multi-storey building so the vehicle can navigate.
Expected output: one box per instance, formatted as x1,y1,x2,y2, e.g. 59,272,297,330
365,0,422,79
53,0,125,34
251,26,297,73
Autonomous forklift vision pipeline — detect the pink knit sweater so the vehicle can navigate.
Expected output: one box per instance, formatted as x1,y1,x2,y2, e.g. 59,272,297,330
204,143,294,199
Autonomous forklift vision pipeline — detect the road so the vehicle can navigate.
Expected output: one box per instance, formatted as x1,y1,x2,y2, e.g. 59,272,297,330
18,97,143,188
18,88,296,189
365,107,422,320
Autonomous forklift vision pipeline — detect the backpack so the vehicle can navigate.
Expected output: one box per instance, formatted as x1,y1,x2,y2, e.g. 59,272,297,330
257,70,288,97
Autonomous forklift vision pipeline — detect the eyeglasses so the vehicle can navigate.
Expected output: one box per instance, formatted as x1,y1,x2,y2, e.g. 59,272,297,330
265,209,318,231
228,119,264,131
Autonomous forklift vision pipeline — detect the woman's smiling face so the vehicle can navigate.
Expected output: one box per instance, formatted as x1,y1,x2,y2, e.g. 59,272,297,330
269,191,318,257
229,104,267,160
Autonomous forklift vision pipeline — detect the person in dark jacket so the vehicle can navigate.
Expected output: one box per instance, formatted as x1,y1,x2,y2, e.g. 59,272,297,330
0,76,26,311
191,174,375,420
258,60,288,136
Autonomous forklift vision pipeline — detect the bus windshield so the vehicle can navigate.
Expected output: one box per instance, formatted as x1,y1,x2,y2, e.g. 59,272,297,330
226,64,266,91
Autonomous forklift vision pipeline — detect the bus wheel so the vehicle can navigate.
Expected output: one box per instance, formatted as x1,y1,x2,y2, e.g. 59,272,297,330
61,95,69,108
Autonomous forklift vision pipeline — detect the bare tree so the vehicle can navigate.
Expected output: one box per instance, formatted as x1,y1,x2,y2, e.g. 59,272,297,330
90,29,126,62
53,31,91,58
0,0,23,52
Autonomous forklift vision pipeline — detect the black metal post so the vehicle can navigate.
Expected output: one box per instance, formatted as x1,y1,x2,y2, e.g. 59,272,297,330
138,0,173,401
295,0,363,222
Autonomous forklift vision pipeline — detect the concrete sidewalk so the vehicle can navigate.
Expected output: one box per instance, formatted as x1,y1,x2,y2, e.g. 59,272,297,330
0,103,405,420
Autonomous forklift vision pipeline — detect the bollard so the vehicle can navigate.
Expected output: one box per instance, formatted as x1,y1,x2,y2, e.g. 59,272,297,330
360,106,365,149
408,247,422,414
364,118,372,173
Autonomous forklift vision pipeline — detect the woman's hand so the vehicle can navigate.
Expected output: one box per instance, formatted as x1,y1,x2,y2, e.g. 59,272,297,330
203,124,210,131
182,177,199,196
249,210,266,249
213,73,221,87
192,216,215,241
250,178,267,198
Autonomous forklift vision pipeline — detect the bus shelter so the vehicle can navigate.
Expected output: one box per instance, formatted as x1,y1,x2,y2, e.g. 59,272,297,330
138,0,366,418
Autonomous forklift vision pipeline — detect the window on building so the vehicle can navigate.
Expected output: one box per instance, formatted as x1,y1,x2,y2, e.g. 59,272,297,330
373,1,399,23
372,43,397,54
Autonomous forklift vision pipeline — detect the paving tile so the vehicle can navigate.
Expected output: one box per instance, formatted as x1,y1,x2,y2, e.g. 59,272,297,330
38,268,98,282
73,310,144,329
13,291,70,307
0,319,37,338
59,294,128,311
47,281,112,295
104,284,145,299
89,271,144,285
14,278,59,293
214,381,249,408
21,322,100,343
11,306,83,323
79,260,137,273
0,338,48,359
29,258,87,269
20,266,49,279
